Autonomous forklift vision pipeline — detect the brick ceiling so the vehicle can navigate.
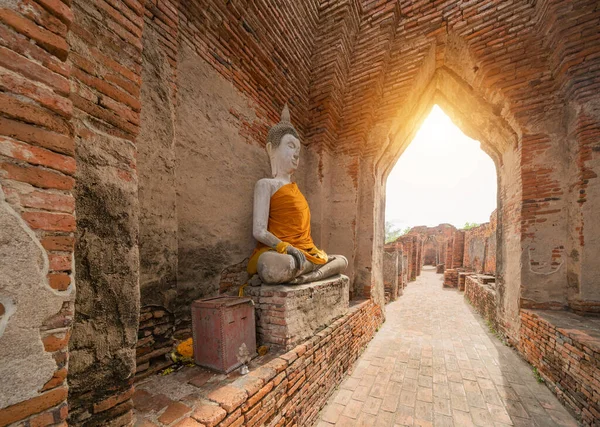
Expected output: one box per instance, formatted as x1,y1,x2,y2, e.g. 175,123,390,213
180,1,599,157
307,0,600,156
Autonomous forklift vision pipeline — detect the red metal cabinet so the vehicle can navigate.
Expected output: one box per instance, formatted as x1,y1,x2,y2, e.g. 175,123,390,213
191,296,256,373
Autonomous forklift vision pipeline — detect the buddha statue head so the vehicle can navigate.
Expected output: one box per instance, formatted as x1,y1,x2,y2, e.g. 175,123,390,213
266,104,300,178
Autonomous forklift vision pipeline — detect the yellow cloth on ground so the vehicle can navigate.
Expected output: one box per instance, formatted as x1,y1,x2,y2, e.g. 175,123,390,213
248,182,327,274
176,338,194,358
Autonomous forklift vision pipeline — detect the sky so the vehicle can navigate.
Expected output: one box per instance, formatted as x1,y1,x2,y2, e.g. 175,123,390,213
385,105,497,232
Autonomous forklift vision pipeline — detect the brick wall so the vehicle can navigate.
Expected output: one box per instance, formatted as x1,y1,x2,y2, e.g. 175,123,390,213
451,230,465,268
443,269,458,288
464,276,497,328
463,210,497,275
519,310,600,426
383,250,399,303
0,0,75,425
67,0,144,425
191,300,383,427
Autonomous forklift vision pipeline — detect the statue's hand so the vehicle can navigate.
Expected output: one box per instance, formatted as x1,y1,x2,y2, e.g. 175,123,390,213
286,245,306,270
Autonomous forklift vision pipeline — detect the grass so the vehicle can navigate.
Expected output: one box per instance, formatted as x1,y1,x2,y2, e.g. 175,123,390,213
533,367,544,383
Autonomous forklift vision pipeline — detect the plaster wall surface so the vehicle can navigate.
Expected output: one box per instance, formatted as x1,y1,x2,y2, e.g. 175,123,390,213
0,188,71,408
174,47,266,326
138,25,178,311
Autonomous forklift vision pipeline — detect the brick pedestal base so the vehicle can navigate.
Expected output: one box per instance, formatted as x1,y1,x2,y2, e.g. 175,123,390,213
246,275,350,350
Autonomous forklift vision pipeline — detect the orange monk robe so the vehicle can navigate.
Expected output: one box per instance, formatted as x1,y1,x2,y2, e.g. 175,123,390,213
247,182,328,274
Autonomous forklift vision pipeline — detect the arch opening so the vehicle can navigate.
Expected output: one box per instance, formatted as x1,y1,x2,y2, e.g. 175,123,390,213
382,104,499,304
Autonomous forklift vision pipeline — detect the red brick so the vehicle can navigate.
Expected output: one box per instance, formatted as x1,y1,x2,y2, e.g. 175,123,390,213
206,386,247,413
18,190,75,213
71,93,139,137
0,71,71,121
35,0,74,25
41,368,67,391
17,0,67,38
0,386,67,426
0,45,70,97
0,116,74,156
192,403,227,427
48,253,71,271
89,46,141,86
158,401,192,425
22,211,75,232
93,387,135,413
42,330,70,352
0,162,74,190
41,235,75,251
0,8,68,60
0,92,71,135
0,137,75,175
72,67,141,112
173,417,204,427
48,273,71,291
28,409,55,427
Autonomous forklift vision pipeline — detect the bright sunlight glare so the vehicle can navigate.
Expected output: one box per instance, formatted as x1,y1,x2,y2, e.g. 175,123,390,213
386,105,497,231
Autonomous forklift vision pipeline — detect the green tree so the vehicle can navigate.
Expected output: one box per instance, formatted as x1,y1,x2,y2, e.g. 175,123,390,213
385,223,412,243
385,222,402,243
463,222,480,230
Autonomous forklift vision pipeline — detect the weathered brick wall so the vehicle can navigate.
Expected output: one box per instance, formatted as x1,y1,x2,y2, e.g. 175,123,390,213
176,1,320,147
0,0,75,425
67,0,144,425
484,211,497,275
383,250,399,303
464,276,497,328
451,230,465,268
463,210,497,275
422,244,436,266
443,269,458,288
395,235,416,282
445,235,454,270
135,1,180,380
191,300,383,427
532,0,600,316
519,310,600,426
246,277,350,350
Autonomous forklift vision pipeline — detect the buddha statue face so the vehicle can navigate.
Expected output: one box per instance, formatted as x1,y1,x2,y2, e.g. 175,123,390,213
266,133,300,177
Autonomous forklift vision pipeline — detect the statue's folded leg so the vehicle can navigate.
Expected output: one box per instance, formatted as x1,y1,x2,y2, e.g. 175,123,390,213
286,255,348,285
256,251,314,284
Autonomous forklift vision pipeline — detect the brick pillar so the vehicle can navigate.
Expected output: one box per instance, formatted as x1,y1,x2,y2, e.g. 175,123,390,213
67,0,144,425
452,230,465,268
445,236,454,268
0,1,75,425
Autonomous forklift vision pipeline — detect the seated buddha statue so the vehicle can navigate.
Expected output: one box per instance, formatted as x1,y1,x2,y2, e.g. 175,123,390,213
247,105,348,285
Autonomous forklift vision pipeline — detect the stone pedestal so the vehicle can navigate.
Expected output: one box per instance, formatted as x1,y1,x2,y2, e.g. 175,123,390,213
246,275,349,350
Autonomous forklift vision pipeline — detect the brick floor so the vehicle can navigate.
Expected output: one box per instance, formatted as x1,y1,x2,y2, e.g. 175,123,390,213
318,267,579,427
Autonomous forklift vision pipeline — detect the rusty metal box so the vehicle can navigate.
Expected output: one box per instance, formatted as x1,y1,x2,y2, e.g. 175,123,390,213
191,296,256,373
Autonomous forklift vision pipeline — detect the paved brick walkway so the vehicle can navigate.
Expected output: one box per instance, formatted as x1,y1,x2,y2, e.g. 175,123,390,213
317,267,578,427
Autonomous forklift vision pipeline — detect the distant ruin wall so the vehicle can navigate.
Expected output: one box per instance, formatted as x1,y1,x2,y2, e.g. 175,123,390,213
463,211,497,275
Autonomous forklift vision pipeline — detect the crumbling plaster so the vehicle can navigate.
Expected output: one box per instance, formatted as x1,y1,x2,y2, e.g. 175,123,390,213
0,187,72,408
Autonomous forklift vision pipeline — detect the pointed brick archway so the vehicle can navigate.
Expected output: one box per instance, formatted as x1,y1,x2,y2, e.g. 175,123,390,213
321,26,575,345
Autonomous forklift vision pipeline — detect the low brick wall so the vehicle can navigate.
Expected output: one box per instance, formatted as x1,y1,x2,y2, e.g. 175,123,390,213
458,272,475,291
518,310,600,426
136,306,176,380
190,299,383,427
464,276,497,327
443,268,458,288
